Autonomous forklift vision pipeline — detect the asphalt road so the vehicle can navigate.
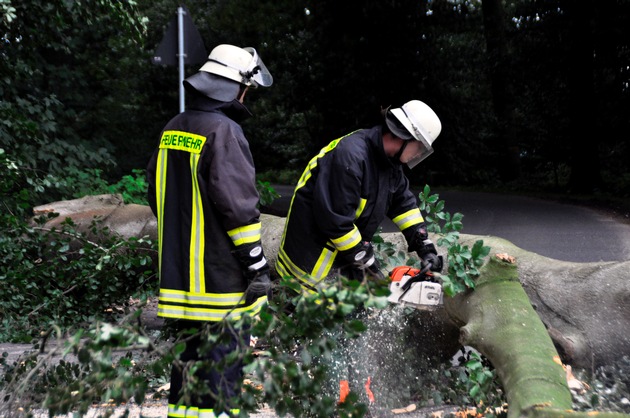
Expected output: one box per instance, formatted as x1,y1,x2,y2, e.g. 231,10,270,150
267,185,630,263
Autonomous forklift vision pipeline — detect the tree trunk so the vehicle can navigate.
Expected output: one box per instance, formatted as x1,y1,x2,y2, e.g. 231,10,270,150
446,254,573,418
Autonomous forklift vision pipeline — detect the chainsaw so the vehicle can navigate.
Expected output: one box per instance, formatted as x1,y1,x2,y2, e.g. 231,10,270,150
388,264,443,311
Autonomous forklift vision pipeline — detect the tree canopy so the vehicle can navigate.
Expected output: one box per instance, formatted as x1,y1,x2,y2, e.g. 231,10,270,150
2,0,629,203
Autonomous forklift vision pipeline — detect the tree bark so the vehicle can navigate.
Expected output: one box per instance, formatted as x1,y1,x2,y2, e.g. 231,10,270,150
446,254,573,418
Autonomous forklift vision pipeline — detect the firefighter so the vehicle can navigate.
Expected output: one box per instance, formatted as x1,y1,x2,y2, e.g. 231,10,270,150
276,100,443,406
276,99,443,293
146,44,273,417
276,100,444,406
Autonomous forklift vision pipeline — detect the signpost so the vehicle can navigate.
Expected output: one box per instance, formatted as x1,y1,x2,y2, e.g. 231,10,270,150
152,6,207,112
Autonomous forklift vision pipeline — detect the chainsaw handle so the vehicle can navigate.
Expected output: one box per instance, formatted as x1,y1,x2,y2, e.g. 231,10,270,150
400,263,432,292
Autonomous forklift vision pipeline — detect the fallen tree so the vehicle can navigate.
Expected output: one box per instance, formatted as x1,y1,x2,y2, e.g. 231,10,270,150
31,195,630,417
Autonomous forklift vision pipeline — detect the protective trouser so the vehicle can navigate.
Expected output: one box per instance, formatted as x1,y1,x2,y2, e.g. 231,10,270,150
167,321,250,417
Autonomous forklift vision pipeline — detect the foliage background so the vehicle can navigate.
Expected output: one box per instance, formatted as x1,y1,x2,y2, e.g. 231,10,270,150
4,0,629,208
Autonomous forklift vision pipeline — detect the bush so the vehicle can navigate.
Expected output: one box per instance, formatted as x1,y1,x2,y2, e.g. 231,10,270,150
0,211,156,343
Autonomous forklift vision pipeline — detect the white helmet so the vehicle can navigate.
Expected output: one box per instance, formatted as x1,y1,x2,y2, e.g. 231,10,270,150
184,44,273,102
199,44,273,88
385,100,442,167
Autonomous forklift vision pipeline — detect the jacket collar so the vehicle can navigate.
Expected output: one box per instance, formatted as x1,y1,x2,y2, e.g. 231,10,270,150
186,95,253,122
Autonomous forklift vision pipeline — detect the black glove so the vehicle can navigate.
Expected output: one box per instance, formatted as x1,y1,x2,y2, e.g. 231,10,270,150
244,272,272,306
408,224,443,273
233,243,272,305
421,252,443,273
338,241,385,281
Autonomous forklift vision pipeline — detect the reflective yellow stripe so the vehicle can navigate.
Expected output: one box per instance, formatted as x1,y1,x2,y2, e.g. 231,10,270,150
277,249,308,279
168,404,239,418
156,149,168,277
276,131,361,296
227,222,262,246
312,247,336,280
189,153,206,293
160,130,207,154
355,198,367,218
294,133,355,191
158,297,266,322
159,289,244,306
331,227,361,251
279,132,358,253
277,249,324,289
392,208,424,231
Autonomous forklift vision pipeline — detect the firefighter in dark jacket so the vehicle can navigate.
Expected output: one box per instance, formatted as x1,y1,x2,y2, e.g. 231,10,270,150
276,100,443,405
276,99,443,293
146,44,273,418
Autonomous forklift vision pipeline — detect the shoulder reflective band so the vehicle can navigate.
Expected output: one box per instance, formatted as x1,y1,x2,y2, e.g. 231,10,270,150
160,130,207,154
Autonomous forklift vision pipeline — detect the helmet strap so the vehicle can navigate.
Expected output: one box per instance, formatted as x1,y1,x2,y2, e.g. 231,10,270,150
393,139,409,162
237,85,249,103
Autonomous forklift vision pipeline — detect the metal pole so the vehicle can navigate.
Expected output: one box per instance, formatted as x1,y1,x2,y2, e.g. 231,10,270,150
177,6,185,113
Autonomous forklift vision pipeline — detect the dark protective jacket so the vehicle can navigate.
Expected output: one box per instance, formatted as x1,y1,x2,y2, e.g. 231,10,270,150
147,96,266,321
276,126,426,294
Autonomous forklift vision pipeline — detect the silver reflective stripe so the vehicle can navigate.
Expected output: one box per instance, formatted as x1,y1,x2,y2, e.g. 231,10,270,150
158,298,266,322
312,247,335,280
228,223,262,246
278,249,323,287
331,227,361,251
160,289,243,305
392,208,424,231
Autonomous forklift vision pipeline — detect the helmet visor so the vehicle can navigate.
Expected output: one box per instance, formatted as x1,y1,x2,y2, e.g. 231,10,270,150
406,146,433,169
243,47,273,87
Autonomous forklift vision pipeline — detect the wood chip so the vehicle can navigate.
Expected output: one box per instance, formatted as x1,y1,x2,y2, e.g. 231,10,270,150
495,253,516,263
391,404,417,414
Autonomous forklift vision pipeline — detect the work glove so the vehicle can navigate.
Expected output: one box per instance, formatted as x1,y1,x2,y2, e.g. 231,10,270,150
233,243,273,305
338,241,385,281
408,224,443,273
244,271,272,306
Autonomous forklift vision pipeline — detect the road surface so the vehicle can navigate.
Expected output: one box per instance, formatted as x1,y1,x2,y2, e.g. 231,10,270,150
266,185,630,263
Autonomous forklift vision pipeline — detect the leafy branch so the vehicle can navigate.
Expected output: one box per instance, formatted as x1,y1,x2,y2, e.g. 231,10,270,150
417,185,490,296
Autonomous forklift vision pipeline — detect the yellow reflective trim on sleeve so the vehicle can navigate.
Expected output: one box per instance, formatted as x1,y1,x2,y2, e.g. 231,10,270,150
189,153,206,293
392,208,424,231
355,198,367,218
228,222,262,246
160,130,207,154
331,226,361,251
155,149,168,277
